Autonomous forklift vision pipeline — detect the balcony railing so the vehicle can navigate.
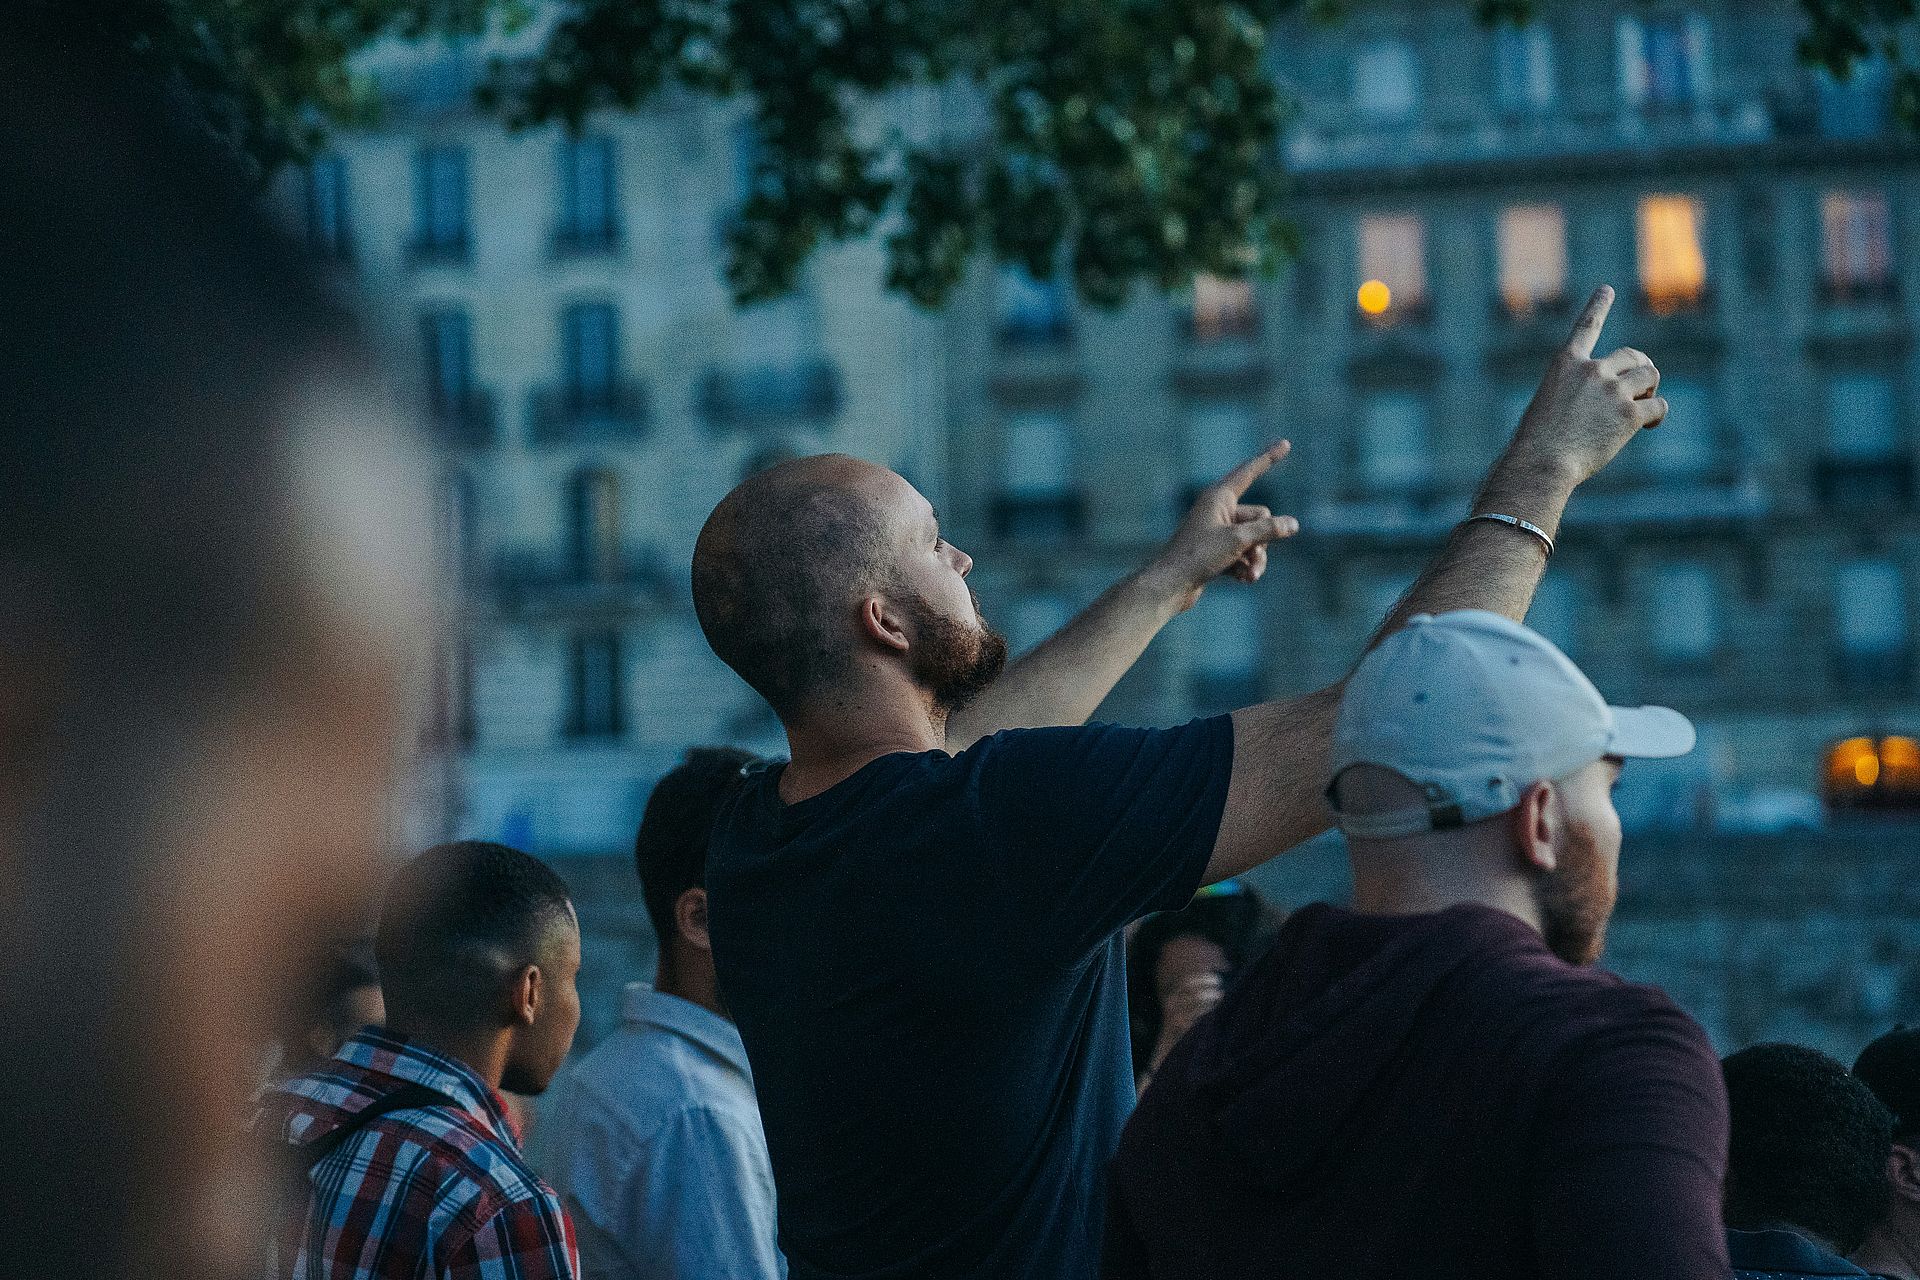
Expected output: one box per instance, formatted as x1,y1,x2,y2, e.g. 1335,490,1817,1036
699,361,843,427
428,388,495,450
528,382,649,442
551,222,622,259
493,545,670,615
998,311,1073,348
409,233,471,267
991,491,1088,541
1815,455,1914,509
1820,275,1900,307
1834,648,1912,694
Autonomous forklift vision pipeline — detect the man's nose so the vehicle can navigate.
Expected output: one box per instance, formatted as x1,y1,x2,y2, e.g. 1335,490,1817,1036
952,545,973,576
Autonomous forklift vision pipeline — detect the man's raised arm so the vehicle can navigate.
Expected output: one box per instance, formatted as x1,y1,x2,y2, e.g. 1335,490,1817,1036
1207,285,1668,883
944,443,1301,751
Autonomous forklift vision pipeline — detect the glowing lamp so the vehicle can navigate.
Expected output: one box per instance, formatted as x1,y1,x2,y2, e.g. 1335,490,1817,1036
1358,279,1392,316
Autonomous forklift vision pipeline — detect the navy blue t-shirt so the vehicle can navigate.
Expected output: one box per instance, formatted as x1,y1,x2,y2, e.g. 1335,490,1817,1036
706,717,1233,1280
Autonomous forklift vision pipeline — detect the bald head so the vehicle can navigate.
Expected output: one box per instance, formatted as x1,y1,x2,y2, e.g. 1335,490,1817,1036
692,455,911,719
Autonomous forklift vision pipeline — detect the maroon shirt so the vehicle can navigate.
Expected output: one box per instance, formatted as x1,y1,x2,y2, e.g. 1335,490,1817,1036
1106,903,1729,1280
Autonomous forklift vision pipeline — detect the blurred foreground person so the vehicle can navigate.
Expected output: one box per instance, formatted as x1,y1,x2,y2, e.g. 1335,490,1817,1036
258,842,584,1280
0,15,433,1280
693,289,1668,1280
1126,884,1282,1093
1855,1028,1920,1279
1108,611,1728,1279
531,747,785,1280
1723,1043,1895,1279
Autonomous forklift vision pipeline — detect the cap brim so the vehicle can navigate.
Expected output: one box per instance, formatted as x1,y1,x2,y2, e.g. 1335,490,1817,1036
1606,705,1696,760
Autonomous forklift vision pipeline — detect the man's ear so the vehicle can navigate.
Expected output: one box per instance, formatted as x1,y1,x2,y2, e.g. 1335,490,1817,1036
1891,1142,1920,1203
1509,779,1559,873
860,595,911,654
675,886,712,954
507,962,541,1028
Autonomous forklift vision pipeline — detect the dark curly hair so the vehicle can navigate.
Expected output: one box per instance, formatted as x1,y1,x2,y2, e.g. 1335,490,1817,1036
1127,884,1283,1076
1723,1042,1895,1253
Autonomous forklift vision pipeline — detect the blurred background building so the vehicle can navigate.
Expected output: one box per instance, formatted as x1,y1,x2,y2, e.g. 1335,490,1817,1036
295,0,1920,1056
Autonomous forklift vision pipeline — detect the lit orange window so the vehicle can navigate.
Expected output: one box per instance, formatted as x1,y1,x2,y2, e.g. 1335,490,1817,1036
1637,195,1708,315
1824,735,1920,812
1192,275,1257,342
1358,214,1427,324
1881,735,1920,789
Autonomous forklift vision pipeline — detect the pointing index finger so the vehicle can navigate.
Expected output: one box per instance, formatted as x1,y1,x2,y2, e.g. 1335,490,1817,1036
1564,285,1615,360
1217,440,1292,500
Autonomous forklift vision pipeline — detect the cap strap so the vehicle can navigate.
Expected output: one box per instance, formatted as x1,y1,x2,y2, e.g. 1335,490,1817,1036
1328,797,1465,840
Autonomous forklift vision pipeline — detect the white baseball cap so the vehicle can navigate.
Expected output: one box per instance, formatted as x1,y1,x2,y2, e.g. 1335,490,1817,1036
1328,610,1695,839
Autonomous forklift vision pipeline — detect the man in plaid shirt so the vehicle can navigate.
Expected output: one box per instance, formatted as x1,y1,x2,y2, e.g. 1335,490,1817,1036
258,842,584,1279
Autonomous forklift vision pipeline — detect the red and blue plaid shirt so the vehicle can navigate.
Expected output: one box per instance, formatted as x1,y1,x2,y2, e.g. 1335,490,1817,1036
258,1028,580,1280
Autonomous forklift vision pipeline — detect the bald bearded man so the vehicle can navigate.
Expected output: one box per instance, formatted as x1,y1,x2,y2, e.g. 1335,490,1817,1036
692,288,1667,1280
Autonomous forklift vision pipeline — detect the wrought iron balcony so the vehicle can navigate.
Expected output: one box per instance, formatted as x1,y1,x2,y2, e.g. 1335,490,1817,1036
427,388,495,450
698,361,843,427
527,382,649,443
1815,455,1914,509
1820,275,1901,307
551,222,622,259
409,234,471,267
991,491,1088,542
493,545,671,616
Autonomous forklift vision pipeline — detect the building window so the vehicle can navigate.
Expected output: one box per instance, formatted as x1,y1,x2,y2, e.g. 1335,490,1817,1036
562,302,620,407
1650,562,1720,670
1819,373,1910,507
1188,588,1262,710
1190,275,1258,342
1618,14,1711,109
1639,375,1714,479
442,470,477,587
567,468,621,580
413,145,470,261
421,309,472,410
1008,592,1074,657
1821,191,1894,302
1183,402,1264,508
1353,38,1419,120
556,135,619,252
1637,195,1708,315
1357,214,1428,325
1527,571,1581,657
1498,204,1568,318
1357,392,1432,494
1824,735,1920,813
1835,559,1910,688
997,267,1071,345
304,154,350,258
995,411,1083,539
1495,22,1557,113
1818,58,1893,139
567,630,625,739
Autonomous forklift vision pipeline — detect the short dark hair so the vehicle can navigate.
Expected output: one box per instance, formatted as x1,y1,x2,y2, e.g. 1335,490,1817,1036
1856,1026,1920,1143
636,747,760,944
691,457,899,719
1723,1042,1894,1253
1126,886,1283,1076
375,842,576,1029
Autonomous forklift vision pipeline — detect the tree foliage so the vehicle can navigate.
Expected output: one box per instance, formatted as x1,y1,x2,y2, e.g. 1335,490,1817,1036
53,0,1920,308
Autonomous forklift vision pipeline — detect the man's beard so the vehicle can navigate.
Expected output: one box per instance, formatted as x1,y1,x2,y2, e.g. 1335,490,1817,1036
1536,837,1614,967
903,588,1008,717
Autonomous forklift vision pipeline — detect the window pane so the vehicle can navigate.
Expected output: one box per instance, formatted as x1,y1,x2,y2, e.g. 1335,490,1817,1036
572,631,624,736
1822,191,1892,291
1185,403,1260,488
1618,15,1710,107
1003,412,1073,495
569,469,621,578
1527,571,1580,655
1836,560,1908,656
561,136,616,236
1641,375,1713,477
307,155,348,253
1651,563,1719,663
1637,195,1707,314
1358,214,1428,315
421,310,471,404
998,267,1069,342
1826,374,1900,460
1192,275,1257,341
417,147,468,247
1359,392,1432,491
1495,23,1557,111
1818,59,1892,139
564,304,618,396
1354,40,1419,120
1498,204,1567,316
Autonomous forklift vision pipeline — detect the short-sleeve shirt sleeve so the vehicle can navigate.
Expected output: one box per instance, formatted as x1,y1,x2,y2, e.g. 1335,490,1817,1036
964,715,1234,964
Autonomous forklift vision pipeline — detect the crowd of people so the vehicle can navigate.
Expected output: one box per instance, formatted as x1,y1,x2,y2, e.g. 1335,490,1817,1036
7,15,1918,1280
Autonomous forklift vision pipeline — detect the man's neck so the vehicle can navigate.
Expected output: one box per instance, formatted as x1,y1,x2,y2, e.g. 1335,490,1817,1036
1854,1221,1920,1280
385,1020,509,1093
779,672,944,803
655,947,728,1022
1349,863,1544,937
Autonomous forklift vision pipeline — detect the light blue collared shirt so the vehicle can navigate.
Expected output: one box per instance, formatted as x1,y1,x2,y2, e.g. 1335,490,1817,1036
528,984,785,1280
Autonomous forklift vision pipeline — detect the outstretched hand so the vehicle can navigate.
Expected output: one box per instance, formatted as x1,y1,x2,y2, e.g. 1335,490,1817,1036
1151,441,1300,613
1510,285,1669,487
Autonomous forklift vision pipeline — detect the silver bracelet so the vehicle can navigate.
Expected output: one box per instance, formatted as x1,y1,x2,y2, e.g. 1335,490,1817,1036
1465,512,1556,558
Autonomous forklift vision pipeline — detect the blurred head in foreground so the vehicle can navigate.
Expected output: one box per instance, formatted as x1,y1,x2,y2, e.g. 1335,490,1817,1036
0,15,434,1279
1722,1043,1893,1255
1328,611,1694,966
1852,1027,1920,1274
